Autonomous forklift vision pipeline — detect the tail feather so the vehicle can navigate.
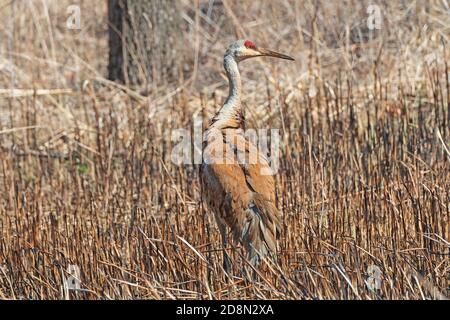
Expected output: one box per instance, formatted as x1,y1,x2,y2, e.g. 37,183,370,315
234,194,281,266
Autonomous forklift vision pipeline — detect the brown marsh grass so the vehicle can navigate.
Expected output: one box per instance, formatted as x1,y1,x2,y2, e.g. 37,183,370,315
0,0,449,299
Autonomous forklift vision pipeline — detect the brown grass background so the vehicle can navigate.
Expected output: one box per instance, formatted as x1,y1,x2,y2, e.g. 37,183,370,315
0,0,449,299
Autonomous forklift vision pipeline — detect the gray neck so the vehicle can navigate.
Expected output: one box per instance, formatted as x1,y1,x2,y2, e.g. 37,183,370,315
215,54,242,122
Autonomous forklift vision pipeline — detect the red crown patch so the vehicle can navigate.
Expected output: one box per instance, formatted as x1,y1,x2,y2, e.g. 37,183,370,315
244,40,256,49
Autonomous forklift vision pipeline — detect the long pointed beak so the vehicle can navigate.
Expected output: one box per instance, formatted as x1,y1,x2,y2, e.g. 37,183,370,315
257,47,295,61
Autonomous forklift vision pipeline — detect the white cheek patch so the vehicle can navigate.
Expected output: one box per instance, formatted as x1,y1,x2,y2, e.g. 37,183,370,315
237,48,259,60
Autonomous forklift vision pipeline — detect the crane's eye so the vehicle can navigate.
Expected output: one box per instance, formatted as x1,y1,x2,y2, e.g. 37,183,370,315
244,40,257,50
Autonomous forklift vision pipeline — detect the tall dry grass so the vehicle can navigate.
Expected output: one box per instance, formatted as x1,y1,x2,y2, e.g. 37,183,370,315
0,0,449,299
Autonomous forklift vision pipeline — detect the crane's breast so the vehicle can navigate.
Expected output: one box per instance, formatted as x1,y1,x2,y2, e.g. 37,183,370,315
201,128,277,224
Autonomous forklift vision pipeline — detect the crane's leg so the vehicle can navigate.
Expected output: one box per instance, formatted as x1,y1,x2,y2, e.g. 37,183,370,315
218,222,232,274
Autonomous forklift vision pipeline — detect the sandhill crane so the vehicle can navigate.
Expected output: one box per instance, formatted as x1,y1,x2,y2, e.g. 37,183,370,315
201,39,294,272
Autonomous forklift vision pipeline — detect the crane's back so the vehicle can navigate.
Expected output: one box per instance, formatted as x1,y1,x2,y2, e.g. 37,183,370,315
201,125,281,266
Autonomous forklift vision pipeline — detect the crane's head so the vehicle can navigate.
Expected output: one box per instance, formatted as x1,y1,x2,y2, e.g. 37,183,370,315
225,39,295,62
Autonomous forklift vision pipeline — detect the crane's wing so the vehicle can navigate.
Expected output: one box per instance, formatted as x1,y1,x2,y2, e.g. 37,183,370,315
202,130,281,265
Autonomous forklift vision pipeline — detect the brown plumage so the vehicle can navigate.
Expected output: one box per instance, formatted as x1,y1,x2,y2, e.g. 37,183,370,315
200,40,294,270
